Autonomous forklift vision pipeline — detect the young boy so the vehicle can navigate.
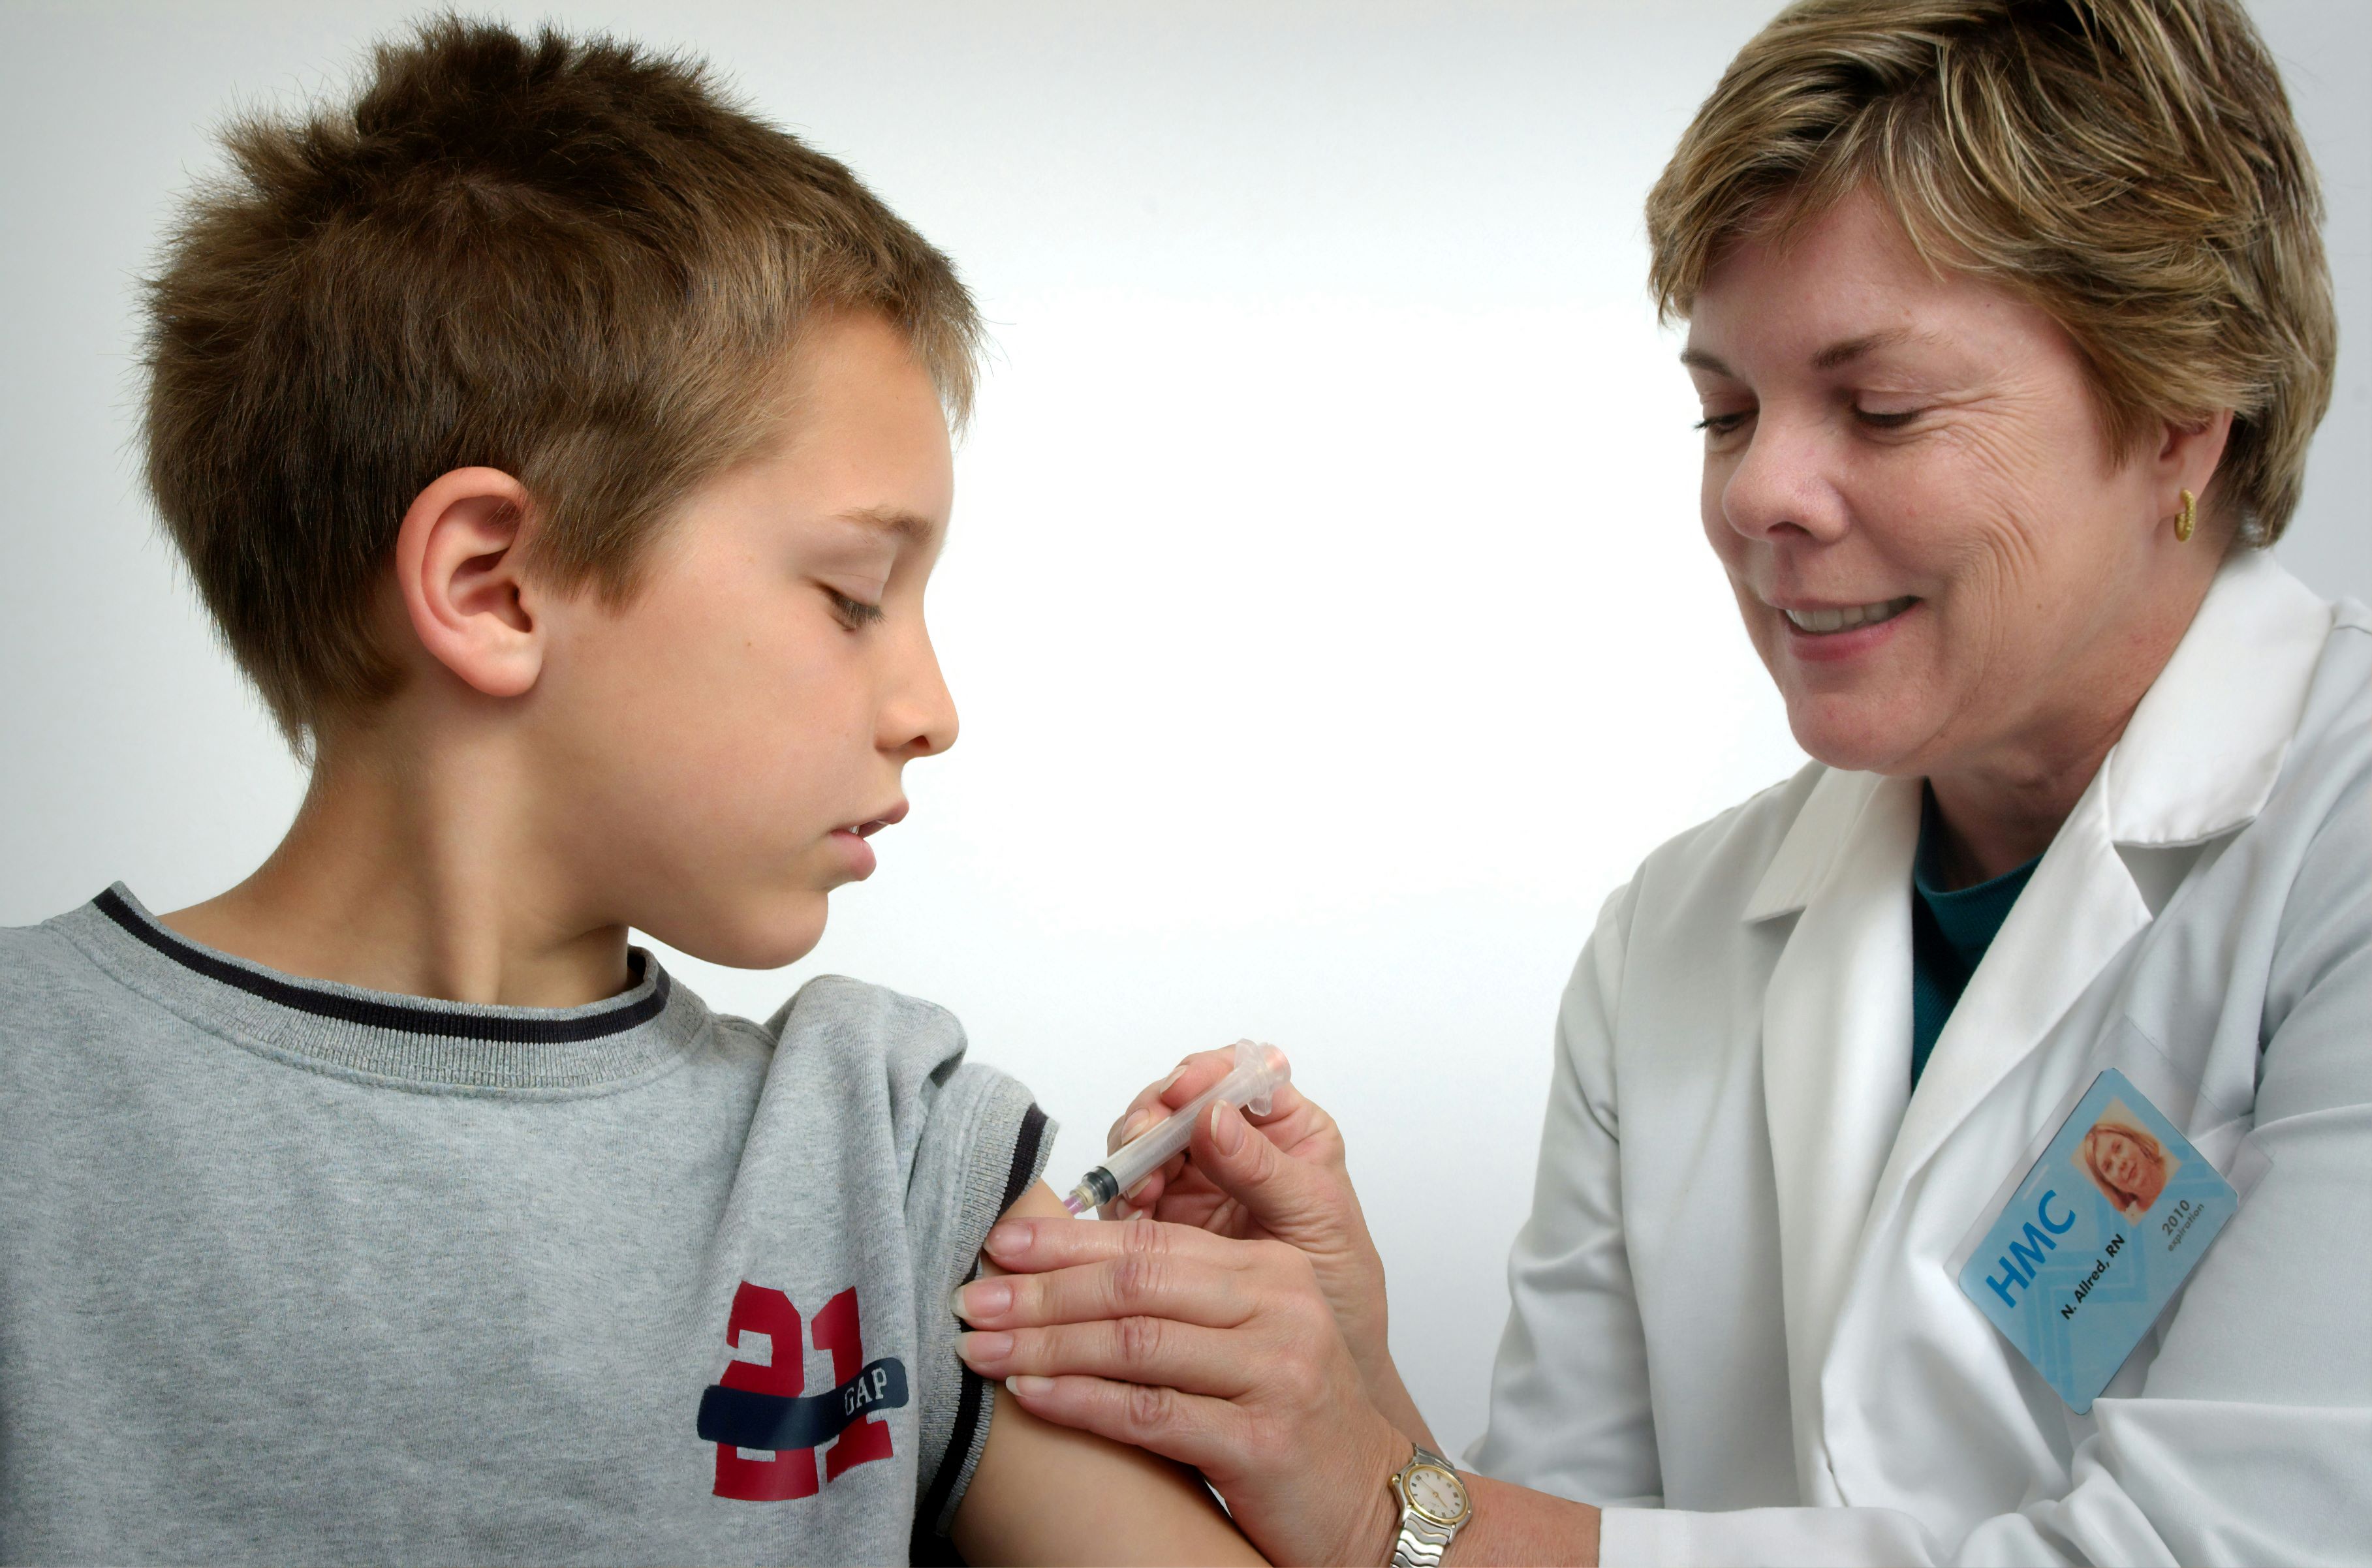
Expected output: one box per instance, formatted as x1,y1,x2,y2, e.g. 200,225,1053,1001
0,20,1256,1566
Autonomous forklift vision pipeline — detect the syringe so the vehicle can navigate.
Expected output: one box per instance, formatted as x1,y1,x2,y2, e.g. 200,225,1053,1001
1062,1040,1291,1216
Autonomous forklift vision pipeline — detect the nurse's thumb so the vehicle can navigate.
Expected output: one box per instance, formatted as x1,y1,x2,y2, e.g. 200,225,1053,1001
1193,1100,1347,1243
1194,1099,1392,1369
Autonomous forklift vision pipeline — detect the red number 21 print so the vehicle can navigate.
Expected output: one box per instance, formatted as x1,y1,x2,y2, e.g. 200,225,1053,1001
706,1282,905,1501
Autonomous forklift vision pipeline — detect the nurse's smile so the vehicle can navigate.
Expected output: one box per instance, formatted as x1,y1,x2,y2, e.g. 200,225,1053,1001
1758,591,1923,664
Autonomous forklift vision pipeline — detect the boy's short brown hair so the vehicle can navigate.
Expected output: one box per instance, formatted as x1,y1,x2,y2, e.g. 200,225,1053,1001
144,16,983,741
1644,0,2334,547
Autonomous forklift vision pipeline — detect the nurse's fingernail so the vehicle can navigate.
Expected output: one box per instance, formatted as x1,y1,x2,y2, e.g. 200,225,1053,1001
956,1331,1013,1364
952,1278,1011,1321
1110,1105,1157,1151
1005,1374,1053,1398
983,1222,1027,1259
1211,1099,1245,1155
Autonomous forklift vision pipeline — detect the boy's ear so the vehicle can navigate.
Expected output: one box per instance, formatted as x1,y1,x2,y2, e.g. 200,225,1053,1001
394,467,547,699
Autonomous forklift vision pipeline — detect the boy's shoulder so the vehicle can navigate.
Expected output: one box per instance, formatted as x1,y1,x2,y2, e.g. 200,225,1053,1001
746,972,1040,1177
0,895,133,1034
760,972,965,1073
766,970,961,1038
0,906,69,966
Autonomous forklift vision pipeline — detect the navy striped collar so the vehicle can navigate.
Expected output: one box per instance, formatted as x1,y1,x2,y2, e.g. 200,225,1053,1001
66,885,702,1091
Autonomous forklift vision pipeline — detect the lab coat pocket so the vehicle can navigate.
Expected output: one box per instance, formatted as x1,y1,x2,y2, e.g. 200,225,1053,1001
1946,1016,2262,1288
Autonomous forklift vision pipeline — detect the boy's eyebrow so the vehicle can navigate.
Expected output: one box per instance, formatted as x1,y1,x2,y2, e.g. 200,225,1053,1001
835,506,941,545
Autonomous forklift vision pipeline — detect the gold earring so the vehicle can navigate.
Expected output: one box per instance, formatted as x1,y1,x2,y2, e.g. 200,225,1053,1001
2175,487,2196,543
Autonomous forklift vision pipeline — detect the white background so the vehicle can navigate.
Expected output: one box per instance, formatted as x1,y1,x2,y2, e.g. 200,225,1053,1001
4,1,2364,1458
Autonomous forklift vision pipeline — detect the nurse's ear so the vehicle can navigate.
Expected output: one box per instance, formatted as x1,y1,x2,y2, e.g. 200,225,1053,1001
2145,409,2234,546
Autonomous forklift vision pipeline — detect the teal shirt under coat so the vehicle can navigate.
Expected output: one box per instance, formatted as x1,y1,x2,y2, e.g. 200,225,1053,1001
1911,788,2038,1086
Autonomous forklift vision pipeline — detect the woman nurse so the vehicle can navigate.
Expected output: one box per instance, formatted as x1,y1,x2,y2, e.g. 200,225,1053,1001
2080,1122,2172,1220
952,1,2368,1562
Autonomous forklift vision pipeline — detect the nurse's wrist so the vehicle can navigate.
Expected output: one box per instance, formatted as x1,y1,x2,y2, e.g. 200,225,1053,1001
1364,1353,1442,1453
1302,1406,1415,1568
1435,1473,1602,1567
1362,1484,1408,1568
1358,1428,1416,1568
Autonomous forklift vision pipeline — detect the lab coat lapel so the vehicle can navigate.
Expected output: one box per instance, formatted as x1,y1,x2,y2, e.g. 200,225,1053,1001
1756,769,1920,1499
1871,771,2149,1209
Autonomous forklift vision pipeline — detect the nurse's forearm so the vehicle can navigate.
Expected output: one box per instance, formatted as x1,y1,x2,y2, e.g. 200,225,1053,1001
1444,1476,1601,1567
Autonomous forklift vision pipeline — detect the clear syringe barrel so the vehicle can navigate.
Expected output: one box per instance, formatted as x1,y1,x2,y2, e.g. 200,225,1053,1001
1062,1040,1290,1216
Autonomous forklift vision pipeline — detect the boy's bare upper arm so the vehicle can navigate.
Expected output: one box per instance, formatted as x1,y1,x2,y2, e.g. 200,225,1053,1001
947,1182,1267,1567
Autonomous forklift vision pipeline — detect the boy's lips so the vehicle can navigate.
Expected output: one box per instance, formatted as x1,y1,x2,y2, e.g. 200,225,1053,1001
828,801,906,878
841,800,909,838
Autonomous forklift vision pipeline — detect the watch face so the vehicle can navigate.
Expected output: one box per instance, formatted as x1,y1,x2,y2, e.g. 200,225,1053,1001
1404,1464,1469,1526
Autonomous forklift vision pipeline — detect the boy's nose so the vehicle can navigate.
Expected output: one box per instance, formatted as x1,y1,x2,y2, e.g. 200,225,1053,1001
882,632,958,760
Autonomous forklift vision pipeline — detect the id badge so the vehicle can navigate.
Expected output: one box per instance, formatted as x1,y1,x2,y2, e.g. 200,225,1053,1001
1956,1068,2238,1413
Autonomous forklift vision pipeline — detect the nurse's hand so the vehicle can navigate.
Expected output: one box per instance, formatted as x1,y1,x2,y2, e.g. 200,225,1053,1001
1098,1052,1396,1388
954,1212,1411,1567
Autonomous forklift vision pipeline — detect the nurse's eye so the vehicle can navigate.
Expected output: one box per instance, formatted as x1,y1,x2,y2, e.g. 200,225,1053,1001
824,587,884,630
1854,405,1925,430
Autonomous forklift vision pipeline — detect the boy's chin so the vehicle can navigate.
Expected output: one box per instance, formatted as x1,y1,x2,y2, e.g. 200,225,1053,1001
648,893,830,972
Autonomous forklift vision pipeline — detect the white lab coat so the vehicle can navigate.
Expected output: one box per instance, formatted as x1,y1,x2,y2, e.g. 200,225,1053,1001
1470,552,2371,1566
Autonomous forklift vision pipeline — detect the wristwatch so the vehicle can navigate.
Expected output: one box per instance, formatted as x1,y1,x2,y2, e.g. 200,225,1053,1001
1386,1444,1471,1568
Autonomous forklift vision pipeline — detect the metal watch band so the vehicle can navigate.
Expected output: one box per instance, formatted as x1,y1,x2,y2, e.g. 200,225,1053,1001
1388,1446,1466,1568
1390,1512,1456,1568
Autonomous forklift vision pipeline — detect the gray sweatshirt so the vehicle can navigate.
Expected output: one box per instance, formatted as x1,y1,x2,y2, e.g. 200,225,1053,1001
0,887,1050,1566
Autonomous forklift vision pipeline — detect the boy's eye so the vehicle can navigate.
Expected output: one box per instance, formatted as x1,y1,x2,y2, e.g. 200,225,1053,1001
1695,410,1751,437
824,587,885,630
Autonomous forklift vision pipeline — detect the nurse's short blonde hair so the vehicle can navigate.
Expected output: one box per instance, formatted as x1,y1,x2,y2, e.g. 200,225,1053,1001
1645,0,2334,547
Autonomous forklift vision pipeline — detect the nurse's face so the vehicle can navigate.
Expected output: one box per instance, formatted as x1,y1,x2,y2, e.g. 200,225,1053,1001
2093,1130,2156,1201
1683,191,2208,779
